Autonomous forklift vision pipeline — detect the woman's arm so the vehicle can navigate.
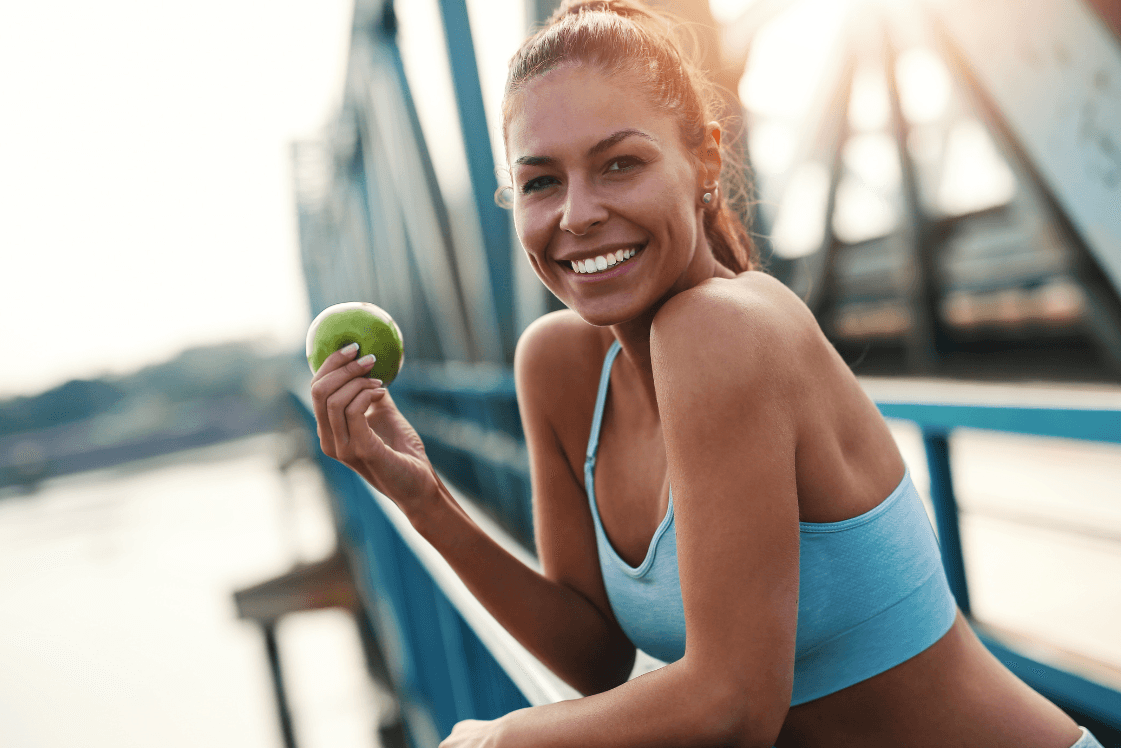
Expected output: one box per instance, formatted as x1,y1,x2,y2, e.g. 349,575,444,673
458,285,803,748
309,318,635,696
409,478,636,696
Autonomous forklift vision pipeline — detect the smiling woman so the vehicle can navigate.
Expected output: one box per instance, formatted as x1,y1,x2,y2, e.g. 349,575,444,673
308,2,1105,747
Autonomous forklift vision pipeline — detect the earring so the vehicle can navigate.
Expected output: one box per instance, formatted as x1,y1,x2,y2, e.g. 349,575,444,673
702,192,712,204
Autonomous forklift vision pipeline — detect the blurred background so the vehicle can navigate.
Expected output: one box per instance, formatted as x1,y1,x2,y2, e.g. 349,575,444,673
1,0,1119,746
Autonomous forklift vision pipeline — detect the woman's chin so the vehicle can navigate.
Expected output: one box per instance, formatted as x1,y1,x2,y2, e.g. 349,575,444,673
571,297,650,328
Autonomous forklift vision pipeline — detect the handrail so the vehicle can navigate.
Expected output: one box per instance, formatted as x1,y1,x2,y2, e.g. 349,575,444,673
862,376,1121,737
861,377,1121,443
364,470,580,707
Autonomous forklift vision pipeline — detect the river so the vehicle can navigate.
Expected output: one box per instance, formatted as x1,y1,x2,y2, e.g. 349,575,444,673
0,433,387,748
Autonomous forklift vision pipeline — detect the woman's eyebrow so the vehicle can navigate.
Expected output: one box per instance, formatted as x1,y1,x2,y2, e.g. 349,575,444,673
588,129,654,157
513,129,655,167
514,155,553,167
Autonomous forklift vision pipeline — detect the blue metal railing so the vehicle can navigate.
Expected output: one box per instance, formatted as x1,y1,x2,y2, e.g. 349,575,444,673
872,390,1121,739
291,373,1121,745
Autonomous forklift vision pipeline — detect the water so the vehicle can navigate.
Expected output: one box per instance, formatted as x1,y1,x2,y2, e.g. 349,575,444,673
0,433,387,748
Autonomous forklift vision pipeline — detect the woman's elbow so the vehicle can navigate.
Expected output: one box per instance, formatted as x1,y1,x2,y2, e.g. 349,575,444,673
567,645,636,697
706,679,789,748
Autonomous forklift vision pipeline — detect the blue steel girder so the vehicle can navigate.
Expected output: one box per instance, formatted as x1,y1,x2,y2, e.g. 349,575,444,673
437,0,517,366
354,32,476,361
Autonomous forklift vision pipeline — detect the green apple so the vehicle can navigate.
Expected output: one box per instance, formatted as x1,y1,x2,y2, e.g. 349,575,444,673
306,301,404,385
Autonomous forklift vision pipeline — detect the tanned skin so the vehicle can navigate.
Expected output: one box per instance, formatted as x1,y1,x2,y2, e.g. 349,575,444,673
310,64,1083,748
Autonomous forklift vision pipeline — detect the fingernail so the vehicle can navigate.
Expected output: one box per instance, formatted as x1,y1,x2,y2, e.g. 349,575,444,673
341,342,359,356
371,379,383,388
357,354,376,366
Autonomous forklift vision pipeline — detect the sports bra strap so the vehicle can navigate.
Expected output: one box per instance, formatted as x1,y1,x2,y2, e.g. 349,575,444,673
585,339,624,468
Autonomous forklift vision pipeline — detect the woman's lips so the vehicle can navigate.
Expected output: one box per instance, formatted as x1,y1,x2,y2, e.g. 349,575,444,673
565,244,645,278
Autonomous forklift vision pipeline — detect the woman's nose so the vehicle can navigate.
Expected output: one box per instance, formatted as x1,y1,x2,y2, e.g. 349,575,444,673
559,182,608,236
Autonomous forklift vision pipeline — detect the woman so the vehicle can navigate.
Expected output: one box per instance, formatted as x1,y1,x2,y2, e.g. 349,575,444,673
310,2,1105,746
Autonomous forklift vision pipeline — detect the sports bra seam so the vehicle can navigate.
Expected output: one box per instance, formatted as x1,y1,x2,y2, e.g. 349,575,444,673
798,468,913,533
585,339,672,578
598,496,675,578
794,569,946,661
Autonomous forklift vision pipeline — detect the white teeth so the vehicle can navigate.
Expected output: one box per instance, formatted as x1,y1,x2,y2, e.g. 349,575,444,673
571,247,641,274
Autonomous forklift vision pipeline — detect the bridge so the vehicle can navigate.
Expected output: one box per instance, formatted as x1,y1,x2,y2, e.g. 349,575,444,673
250,0,1121,745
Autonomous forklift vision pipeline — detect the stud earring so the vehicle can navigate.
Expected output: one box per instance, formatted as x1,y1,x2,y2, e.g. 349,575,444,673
702,192,712,204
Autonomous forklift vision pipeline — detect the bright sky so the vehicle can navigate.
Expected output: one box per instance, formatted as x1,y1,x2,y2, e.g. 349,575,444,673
1,0,977,399
0,0,354,398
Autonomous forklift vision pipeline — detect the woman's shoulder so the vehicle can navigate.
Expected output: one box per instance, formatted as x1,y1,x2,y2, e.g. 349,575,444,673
514,309,611,404
651,270,822,367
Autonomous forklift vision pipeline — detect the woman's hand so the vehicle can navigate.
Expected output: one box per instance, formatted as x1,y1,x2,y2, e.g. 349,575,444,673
310,343,440,518
439,718,505,748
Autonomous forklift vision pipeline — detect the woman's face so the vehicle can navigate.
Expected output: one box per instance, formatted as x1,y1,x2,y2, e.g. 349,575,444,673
505,65,718,326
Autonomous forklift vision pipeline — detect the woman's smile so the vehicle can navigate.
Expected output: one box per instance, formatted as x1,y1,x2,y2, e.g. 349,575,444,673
565,244,645,277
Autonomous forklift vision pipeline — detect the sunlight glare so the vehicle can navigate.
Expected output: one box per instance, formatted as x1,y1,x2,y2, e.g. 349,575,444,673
770,160,831,259
748,120,798,176
740,0,851,119
937,119,1017,216
843,133,902,189
896,47,952,124
832,174,899,244
848,65,891,133
708,0,761,26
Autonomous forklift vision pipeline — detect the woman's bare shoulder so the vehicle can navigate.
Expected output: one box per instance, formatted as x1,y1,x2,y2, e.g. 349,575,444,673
652,270,823,370
514,310,611,418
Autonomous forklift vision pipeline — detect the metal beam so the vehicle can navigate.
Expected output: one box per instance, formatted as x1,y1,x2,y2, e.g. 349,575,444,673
438,0,517,365
919,0,1121,300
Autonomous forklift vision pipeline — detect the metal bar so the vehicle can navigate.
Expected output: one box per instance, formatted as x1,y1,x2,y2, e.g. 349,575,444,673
805,49,856,317
262,622,299,748
765,5,856,301
878,401,1121,444
438,0,517,365
883,21,940,373
921,430,972,615
356,34,477,361
433,590,479,723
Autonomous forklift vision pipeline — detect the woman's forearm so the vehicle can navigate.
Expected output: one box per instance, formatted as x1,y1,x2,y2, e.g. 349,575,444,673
406,479,636,696
495,659,758,748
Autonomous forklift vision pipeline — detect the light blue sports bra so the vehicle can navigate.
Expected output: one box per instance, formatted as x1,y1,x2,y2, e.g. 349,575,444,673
585,340,957,706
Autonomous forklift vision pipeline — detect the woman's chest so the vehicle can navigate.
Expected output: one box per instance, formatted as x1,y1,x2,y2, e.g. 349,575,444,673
579,393,672,569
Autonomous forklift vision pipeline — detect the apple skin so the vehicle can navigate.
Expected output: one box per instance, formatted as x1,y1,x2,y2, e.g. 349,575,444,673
306,302,404,385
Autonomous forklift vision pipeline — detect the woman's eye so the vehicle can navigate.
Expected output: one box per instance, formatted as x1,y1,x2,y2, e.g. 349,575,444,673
607,156,642,173
521,176,557,194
